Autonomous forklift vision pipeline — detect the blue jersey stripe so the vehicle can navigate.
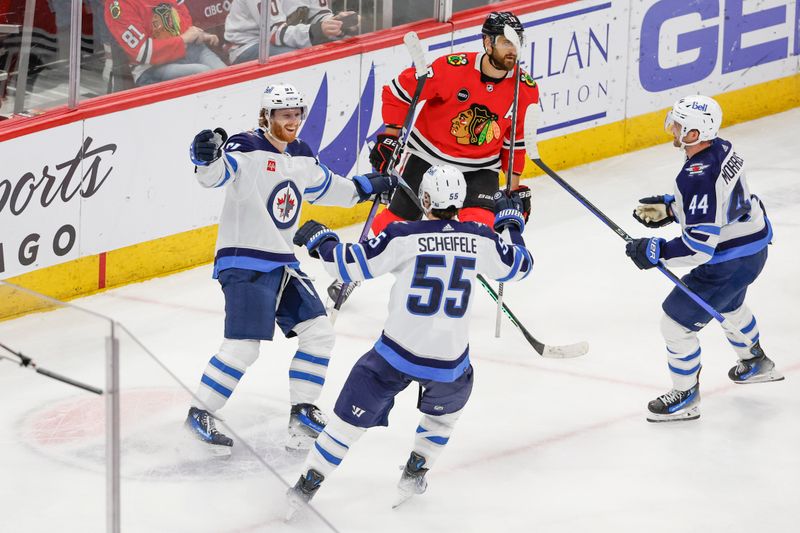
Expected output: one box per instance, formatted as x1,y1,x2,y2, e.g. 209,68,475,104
335,244,353,283
374,338,469,382
289,370,325,385
675,348,701,362
351,244,373,279
497,246,523,282
741,317,757,334
424,435,450,445
668,362,701,376
314,442,343,465
293,351,330,367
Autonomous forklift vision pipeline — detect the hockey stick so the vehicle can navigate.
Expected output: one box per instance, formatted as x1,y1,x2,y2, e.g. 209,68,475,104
477,274,589,358
0,341,103,395
524,106,755,346
330,31,429,322
495,24,523,338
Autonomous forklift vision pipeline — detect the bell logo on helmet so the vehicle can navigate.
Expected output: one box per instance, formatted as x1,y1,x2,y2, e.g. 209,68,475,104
691,102,708,112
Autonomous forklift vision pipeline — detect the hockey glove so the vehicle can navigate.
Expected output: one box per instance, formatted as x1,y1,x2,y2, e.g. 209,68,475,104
352,172,399,203
493,192,525,233
190,128,228,166
625,237,664,270
293,220,340,259
633,195,675,228
511,185,532,222
369,133,399,173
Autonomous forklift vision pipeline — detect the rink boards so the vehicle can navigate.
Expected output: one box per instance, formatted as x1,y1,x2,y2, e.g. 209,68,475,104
0,0,798,316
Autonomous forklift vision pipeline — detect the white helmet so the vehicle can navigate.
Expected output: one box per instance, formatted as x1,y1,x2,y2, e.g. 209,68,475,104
418,165,467,213
664,95,722,147
261,83,308,120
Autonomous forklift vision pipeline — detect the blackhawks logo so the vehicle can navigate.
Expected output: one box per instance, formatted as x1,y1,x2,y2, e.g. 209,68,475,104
446,54,468,66
151,3,182,38
450,104,500,146
520,70,536,88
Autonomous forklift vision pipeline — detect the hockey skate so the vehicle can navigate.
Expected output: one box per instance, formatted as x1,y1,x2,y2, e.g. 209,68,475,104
286,469,325,521
287,403,327,451
646,384,700,423
185,407,233,456
393,452,429,509
326,279,360,307
728,343,784,384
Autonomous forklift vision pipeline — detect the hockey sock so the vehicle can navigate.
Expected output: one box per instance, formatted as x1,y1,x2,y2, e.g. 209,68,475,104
370,208,407,236
458,207,494,227
721,305,761,358
412,410,462,469
660,314,702,391
303,414,366,477
195,339,260,412
289,316,335,405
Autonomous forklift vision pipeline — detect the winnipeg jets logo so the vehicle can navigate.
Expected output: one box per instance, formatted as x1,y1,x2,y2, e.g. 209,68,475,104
351,406,365,417
267,180,301,229
685,163,709,175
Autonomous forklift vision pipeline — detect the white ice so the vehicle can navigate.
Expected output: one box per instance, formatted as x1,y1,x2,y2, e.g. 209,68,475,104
1,108,799,533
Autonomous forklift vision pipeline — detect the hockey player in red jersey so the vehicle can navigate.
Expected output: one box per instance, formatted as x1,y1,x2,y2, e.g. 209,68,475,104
104,0,225,86
369,11,539,233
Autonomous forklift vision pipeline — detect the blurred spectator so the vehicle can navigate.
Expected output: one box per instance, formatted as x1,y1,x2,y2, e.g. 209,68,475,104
225,0,359,65
104,0,225,86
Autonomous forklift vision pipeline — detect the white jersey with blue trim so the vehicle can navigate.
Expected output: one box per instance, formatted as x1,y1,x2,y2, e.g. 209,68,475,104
660,138,772,268
195,128,360,278
316,219,533,382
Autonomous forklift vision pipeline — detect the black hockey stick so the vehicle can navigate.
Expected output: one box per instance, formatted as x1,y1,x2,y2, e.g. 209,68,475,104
477,274,588,358
495,24,524,338
0,341,103,395
523,106,755,345
330,31,429,320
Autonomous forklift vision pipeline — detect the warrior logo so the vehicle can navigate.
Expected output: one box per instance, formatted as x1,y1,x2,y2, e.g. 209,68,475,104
267,180,301,229
152,3,182,38
446,53,469,66
450,104,500,146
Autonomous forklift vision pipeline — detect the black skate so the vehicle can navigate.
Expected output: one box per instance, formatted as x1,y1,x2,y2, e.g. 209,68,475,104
646,384,700,423
287,403,327,451
393,452,429,509
327,279,360,305
286,469,325,520
185,407,233,456
728,343,784,384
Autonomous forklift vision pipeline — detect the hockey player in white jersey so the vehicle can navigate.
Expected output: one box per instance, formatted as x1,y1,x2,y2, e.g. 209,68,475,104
285,165,532,513
625,95,782,423
225,0,359,64
185,83,397,453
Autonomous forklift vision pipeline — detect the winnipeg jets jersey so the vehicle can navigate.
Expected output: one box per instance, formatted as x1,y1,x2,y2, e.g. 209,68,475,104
383,52,539,174
317,220,533,382
660,138,772,268
225,0,333,62
195,128,360,277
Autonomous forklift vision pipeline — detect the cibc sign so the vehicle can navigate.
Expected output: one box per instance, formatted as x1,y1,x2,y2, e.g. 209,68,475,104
637,0,799,92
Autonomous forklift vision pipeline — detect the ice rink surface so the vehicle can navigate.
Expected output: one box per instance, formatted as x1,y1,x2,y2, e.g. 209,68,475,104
1,108,799,533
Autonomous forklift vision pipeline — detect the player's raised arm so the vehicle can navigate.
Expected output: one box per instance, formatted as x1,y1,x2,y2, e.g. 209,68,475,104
190,128,241,188
478,193,533,283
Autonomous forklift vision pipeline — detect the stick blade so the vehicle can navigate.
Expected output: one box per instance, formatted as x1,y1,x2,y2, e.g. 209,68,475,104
523,105,540,159
503,24,522,55
403,31,427,78
541,341,589,359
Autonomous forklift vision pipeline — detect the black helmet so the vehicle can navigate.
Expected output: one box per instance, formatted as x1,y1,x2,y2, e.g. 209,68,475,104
481,11,523,40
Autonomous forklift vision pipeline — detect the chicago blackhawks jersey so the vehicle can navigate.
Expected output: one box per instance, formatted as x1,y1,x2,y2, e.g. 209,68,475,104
104,0,192,80
315,220,533,381
195,128,361,278
660,138,772,268
383,51,540,174
225,0,333,62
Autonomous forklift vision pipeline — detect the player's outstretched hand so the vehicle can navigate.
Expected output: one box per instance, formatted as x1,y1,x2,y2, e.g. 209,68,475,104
190,128,228,165
625,237,664,270
511,185,532,222
352,172,399,202
294,220,340,259
633,195,674,228
493,191,525,232
369,133,399,173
